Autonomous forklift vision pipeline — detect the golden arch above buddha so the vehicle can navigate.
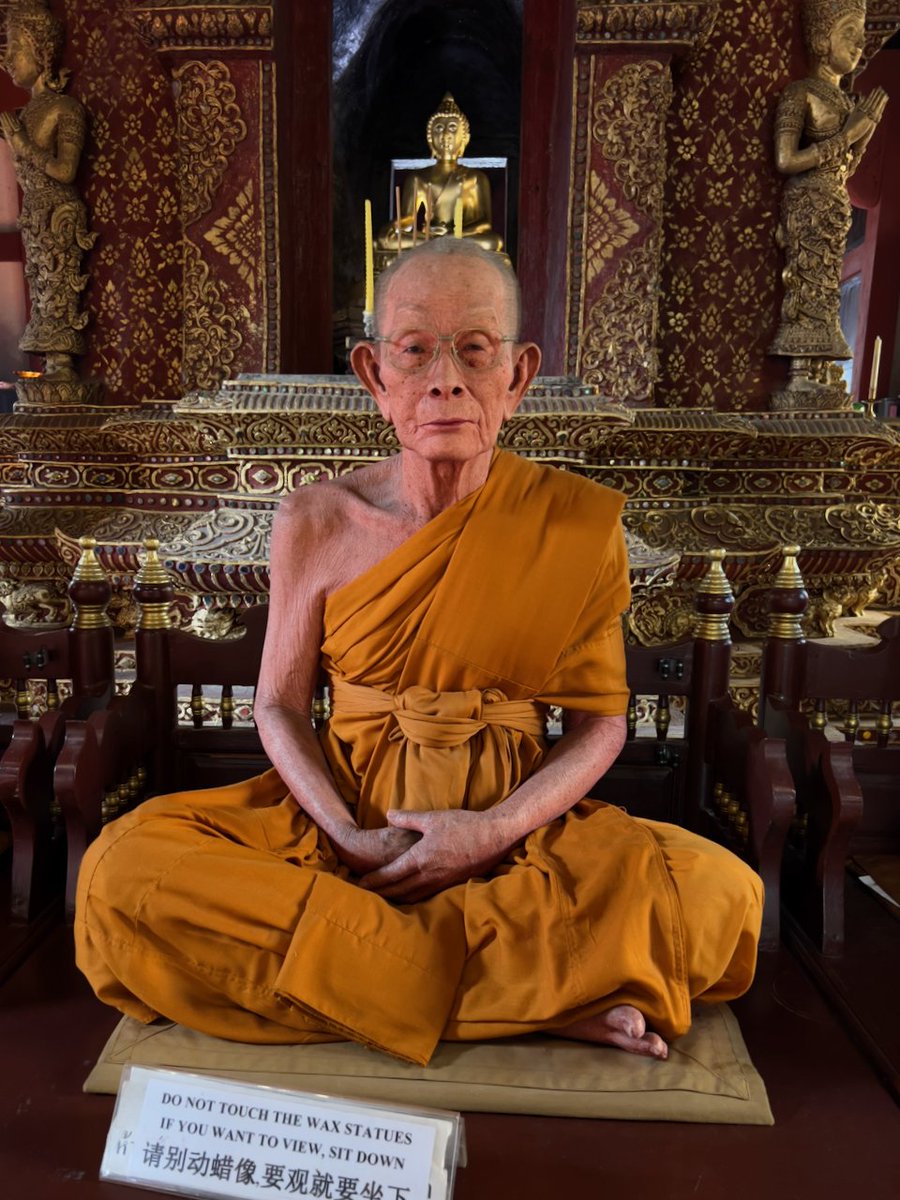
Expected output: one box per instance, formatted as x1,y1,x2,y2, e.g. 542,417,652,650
376,93,503,254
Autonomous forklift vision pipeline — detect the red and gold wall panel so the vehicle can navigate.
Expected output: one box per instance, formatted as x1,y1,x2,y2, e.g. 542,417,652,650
65,0,182,402
657,0,794,411
566,50,672,404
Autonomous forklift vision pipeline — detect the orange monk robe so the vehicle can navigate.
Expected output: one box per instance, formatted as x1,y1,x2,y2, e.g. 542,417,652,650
76,451,762,1066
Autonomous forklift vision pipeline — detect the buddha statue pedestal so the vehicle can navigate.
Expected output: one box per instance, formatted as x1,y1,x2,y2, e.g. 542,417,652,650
14,375,106,413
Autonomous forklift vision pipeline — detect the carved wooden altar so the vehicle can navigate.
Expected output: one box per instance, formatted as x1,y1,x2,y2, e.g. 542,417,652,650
0,0,897,667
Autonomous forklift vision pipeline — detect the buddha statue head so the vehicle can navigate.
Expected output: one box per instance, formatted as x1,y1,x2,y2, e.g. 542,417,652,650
802,0,867,75
426,93,471,163
3,0,66,92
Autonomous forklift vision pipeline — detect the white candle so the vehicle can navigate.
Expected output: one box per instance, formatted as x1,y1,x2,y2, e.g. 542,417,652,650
363,199,373,315
869,335,883,402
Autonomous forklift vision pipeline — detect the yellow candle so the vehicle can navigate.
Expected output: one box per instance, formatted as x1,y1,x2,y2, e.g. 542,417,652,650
395,185,402,253
869,335,883,402
364,199,374,315
425,191,431,240
453,194,463,239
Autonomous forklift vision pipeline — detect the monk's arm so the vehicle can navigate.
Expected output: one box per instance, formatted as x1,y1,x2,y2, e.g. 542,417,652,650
361,712,626,900
255,495,416,875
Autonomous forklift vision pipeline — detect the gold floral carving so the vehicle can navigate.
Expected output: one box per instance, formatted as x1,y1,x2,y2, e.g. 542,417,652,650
576,60,672,401
101,414,233,454
580,245,660,400
204,179,258,292
164,509,273,564
876,556,900,608
0,415,110,454
627,579,697,646
624,510,713,554
130,4,273,52
173,60,247,228
585,174,639,282
0,580,71,627
182,239,243,391
591,65,672,219
763,503,900,549
576,1,721,48
54,514,202,563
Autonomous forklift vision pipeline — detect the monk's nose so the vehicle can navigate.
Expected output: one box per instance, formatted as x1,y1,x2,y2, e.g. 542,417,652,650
427,343,465,396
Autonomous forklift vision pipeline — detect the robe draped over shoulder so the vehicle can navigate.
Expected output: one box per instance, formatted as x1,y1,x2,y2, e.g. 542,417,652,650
75,450,762,1065
320,449,631,828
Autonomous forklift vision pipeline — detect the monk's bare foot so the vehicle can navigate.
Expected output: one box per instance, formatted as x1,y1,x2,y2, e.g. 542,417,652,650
557,1005,668,1060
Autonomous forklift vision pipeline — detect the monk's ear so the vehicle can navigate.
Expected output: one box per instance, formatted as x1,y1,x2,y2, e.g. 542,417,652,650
351,341,391,418
504,341,541,416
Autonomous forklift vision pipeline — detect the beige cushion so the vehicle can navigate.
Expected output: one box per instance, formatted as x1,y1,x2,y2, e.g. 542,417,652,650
84,1003,772,1125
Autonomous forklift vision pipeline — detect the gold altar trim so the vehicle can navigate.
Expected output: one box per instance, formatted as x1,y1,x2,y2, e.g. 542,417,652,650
576,1,721,50
129,4,273,53
862,6,900,70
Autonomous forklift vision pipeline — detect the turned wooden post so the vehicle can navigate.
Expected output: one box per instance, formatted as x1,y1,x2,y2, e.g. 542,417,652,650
759,545,809,718
68,537,114,710
686,549,734,829
133,539,176,793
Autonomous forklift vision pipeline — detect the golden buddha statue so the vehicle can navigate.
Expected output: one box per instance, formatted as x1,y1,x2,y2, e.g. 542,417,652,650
376,93,503,253
769,0,888,403
0,0,96,383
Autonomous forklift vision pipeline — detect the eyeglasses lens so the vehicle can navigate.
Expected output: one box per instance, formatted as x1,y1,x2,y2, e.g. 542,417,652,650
386,330,500,372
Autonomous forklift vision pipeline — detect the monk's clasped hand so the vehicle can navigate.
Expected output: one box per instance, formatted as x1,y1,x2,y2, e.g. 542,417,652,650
357,808,512,902
333,825,420,875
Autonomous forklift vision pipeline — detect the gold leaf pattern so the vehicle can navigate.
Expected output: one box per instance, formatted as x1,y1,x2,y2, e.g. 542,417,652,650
570,58,671,402
658,0,793,411
67,1,182,401
182,239,243,391
173,59,247,228
204,179,258,293
585,174,639,283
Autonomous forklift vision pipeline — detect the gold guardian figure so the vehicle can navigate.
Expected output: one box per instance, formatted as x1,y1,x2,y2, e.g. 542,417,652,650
1,0,97,387
769,0,888,408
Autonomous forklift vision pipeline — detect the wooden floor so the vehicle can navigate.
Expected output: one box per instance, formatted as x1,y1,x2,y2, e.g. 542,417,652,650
2,888,900,1200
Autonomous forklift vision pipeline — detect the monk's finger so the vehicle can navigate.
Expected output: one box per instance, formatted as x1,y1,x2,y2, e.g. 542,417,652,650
358,851,421,890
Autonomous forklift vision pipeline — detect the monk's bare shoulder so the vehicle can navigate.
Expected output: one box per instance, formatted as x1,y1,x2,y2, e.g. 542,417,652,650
272,460,403,597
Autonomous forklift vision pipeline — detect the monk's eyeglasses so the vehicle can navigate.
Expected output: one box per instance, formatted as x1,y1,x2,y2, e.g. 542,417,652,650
373,328,517,373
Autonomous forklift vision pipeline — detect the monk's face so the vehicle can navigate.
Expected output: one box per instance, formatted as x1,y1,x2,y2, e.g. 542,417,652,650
353,256,540,465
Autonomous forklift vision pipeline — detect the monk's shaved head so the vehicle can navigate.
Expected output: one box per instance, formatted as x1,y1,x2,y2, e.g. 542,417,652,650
374,239,522,338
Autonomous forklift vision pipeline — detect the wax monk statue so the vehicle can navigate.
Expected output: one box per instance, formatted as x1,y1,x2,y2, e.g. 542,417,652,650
76,240,763,1066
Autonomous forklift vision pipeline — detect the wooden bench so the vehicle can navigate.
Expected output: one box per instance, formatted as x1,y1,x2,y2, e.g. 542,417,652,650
0,539,114,932
760,545,899,955
55,541,285,916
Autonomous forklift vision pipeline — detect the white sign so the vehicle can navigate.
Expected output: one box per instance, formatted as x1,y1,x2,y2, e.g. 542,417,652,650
101,1066,462,1200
